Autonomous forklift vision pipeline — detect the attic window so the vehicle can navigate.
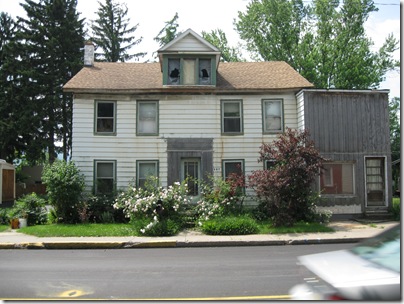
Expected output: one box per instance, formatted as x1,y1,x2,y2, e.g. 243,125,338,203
168,59,180,85
166,58,212,85
199,59,211,85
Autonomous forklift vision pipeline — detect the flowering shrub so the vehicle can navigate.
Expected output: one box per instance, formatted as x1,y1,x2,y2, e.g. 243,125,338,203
113,177,191,235
249,128,327,227
194,174,245,225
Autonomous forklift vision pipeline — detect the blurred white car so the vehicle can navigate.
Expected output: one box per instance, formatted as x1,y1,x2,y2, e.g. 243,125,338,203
289,224,400,300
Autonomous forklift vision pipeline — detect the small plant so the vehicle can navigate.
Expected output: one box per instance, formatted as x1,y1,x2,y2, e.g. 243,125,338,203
42,160,85,224
194,174,245,225
114,177,190,236
391,198,400,220
201,215,259,235
9,193,48,226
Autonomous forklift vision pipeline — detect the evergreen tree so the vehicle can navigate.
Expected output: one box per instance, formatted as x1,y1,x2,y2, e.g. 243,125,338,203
154,12,179,47
17,0,85,163
91,0,145,62
0,13,23,162
235,0,399,89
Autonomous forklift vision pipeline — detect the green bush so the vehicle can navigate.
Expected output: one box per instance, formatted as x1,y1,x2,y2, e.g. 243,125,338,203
42,161,85,224
0,208,9,225
80,194,127,223
392,198,400,220
10,193,48,226
201,216,259,235
114,177,190,235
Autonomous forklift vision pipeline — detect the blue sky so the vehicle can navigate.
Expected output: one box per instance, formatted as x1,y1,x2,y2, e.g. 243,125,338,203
0,0,400,98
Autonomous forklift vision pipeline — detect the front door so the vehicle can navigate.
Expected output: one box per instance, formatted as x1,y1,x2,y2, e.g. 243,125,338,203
365,157,386,207
181,158,200,196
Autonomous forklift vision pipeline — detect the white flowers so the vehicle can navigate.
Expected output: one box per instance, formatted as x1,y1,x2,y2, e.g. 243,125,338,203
114,178,191,234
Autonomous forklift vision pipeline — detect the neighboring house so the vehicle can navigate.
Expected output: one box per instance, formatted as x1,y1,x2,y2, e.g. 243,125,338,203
0,160,15,206
63,28,392,218
297,90,392,217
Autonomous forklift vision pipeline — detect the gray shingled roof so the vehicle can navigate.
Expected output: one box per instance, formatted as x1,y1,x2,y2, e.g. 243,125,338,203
63,61,314,93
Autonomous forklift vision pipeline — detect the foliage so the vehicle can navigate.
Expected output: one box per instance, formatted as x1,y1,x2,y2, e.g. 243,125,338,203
391,198,400,221
201,215,259,235
9,193,48,226
91,0,145,62
235,0,399,89
0,209,9,225
194,174,246,225
42,160,85,223
201,29,244,62
114,177,190,236
79,194,127,224
249,128,326,227
389,97,400,190
154,12,180,47
16,0,85,162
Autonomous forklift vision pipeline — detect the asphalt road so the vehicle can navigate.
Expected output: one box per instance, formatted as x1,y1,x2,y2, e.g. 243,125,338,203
0,244,353,300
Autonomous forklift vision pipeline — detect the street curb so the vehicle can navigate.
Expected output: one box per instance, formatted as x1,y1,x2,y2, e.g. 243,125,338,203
0,238,363,249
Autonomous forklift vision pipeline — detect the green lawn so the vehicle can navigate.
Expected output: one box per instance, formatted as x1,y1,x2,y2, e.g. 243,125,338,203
258,221,334,234
17,221,334,237
19,223,139,237
0,225,9,233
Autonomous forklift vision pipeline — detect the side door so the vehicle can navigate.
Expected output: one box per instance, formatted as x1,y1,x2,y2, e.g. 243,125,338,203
365,157,387,207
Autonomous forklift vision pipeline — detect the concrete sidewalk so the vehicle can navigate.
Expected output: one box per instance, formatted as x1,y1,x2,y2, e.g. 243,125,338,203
0,220,399,249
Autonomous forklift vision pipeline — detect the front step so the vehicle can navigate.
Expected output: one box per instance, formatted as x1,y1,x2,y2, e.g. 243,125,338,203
364,207,393,221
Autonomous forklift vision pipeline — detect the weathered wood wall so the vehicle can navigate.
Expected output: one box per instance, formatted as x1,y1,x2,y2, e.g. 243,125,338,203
301,90,392,211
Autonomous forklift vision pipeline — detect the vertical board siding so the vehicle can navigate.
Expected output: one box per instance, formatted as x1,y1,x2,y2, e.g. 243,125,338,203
72,93,297,192
303,91,392,212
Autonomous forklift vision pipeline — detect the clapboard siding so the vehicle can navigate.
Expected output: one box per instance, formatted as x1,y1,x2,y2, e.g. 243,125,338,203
165,35,213,52
72,93,297,191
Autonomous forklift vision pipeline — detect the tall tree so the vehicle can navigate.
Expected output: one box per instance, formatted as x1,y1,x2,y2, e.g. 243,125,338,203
389,97,400,162
154,12,179,47
17,0,85,163
91,0,145,62
235,0,399,89
201,29,244,62
0,13,24,162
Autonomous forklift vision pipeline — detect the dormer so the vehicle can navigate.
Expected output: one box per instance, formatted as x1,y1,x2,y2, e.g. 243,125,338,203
157,29,221,86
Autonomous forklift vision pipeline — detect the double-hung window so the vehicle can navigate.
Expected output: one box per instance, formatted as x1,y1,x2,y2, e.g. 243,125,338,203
95,101,116,135
221,100,243,134
223,160,244,178
222,159,245,194
137,101,158,135
94,160,116,194
262,99,283,133
137,160,159,188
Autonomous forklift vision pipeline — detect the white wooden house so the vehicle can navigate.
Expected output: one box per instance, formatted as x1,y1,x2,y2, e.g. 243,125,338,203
64,29,392,218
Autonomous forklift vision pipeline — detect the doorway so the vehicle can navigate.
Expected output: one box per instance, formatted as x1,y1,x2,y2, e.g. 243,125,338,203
365,157,387,207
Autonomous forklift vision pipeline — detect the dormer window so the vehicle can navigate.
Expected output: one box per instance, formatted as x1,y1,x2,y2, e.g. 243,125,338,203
168,59,180,84
166,57,214,86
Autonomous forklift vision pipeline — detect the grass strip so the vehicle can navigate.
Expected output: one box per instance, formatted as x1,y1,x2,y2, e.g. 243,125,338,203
19,223,139,237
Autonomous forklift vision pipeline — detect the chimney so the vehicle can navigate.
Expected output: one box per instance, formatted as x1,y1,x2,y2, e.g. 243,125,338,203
84,41,94,66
